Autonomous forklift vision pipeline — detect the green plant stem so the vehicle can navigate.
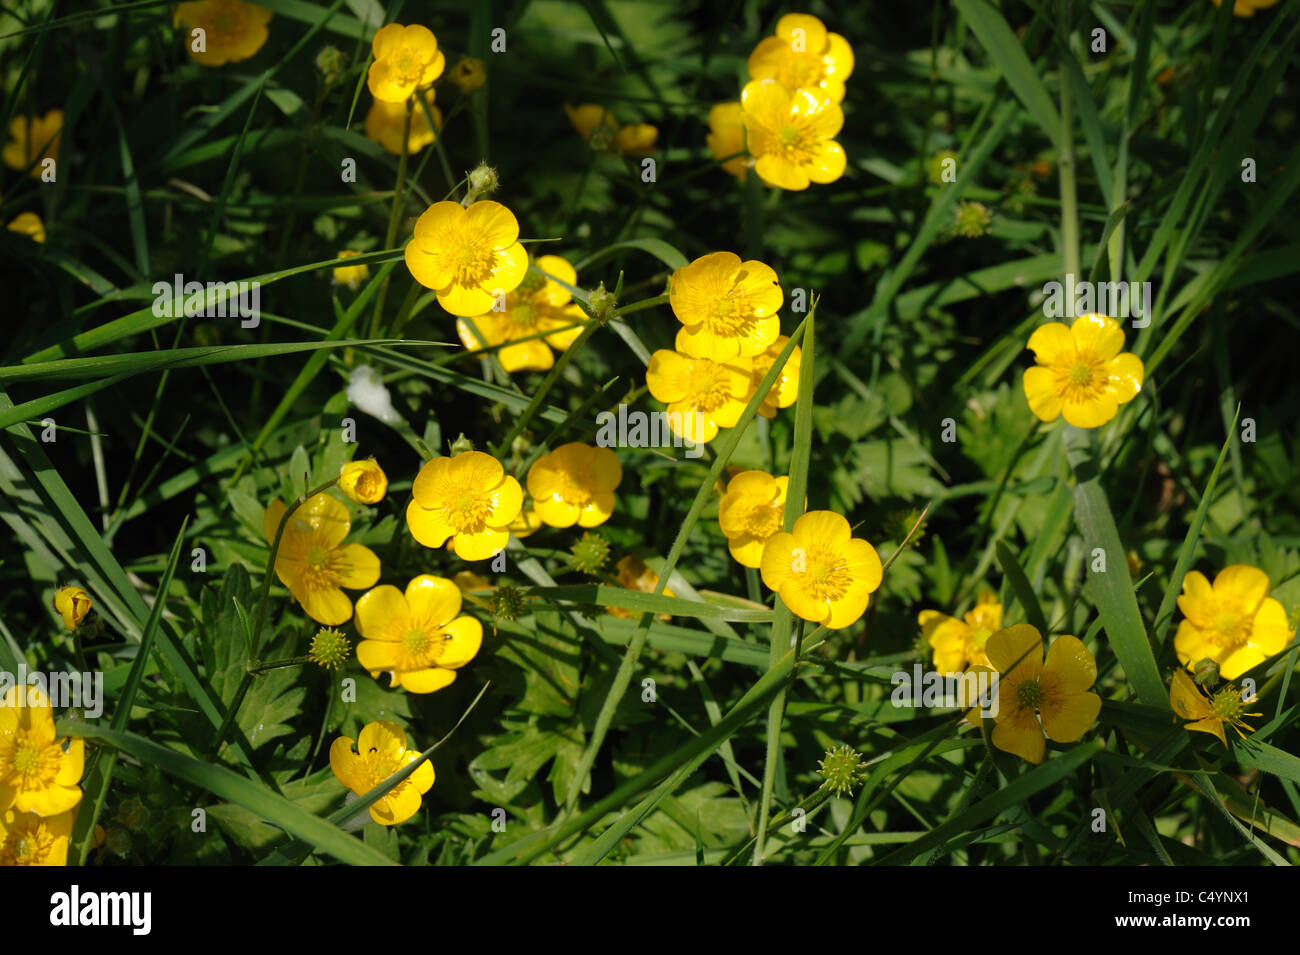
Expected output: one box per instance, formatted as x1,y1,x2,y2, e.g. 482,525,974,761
753,617,804,865
369,97,414,339
1058,8,1080,281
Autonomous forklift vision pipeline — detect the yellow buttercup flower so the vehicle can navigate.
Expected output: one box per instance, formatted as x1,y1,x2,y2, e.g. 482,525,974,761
645,346,754,444
740,79,846,191
456,255,587,371
364,88,441,156
750,334,800,418
0,686,84,817
707,102,748,180
52,586,91,631
174,0,272,67
610,555,675,620
450,56,487,92
1173,565,1290,680
262,492,381,626
329,721,435,825
332,250,369,290
747,13,854,104
3,110,61,178
919,590,1002,675
355,575,483,694
565,104,658,156
1169,668,1260,748
338,459,387,505
7,212,46,243
984,625,1100,765
405,200,529,316
718,471,791,568
526,442,622,529
406,450,523,560
1210,0,1279,16
367,23,445,103
0,806,76,866
760,511,882,629
669,251,782,361
1023,313,1144,428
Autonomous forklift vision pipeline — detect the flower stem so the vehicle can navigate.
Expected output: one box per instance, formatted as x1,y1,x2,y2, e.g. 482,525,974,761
752,617,804,865
369,97,414,340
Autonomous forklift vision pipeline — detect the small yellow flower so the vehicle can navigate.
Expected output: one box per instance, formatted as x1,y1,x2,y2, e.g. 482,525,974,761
565,104,658,156
0,806,76,866
329,721,434,825
455,255,587,372
1023,313,1145,428
750,334,800,418
406,450,523,560
7,212,45,244
174,0,272,67
338,459,387,505
1210,0,1279,16
508,507,542,539
3,110,61,178
1174,565,1290,680
1170,668,1260,748
645,346,754,445
52,586,91,631
355,575,483,693
740,79,846,191
0,686,85,816
610,555,675,620
526,442,622,529
747,13,854,104
919,590,1002,675
718,470,791,568
707,102,748,180
262,492,381,626
332,250,370,290
760,511,882,629
405,200,529,317
984,624,1101,765
364,88,441,155
450,56,487,92
367,23,444,103
669,251,783,361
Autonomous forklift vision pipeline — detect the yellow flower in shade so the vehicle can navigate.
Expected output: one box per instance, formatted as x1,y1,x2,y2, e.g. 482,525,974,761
707,102,748,180
364,88,441,155
1173,565,1290,680
367,23,444,103
7,212,45,244
0,686,84,816
740,79,846,191
52,586,91,632
984,625,1100,765
354,575,483,693
610,555,675,620
919,590,1002,675
174,0,272,67
747,13,854,104
405,200,529,316
0,806,75,866
718,470,790,568
509,507,542,539
329,721,434,825
564,104,658,156
669,251,783,361
760,511,882,629
526,442,622,529
1211,0,1279,16
455,255,588,372
750,335,800,418
407,450,523,560
262,493,381,626
645,347,754,444
450,56,487,92
332,250,369,290
1170,668,1260,748
1023,313,1144,428
3,110,61,177
338,459,387,505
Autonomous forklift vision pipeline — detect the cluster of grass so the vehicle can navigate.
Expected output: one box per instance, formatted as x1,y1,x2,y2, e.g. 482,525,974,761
2,0,1299,867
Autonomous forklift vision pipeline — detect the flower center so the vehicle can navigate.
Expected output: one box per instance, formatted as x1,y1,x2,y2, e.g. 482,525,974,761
444,486,491,533
1016,678,1045,709
1209,605,1250,647
1054,350,1106,401
1211,687,1247,722
799,549,852,602
509,301,539,330
447,232,494,287
307,547,329,570
685,360,734,413
746,505,782,538
557,471,593,506
1067,361,1093,386
3,823,53,866
1,733,60,791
